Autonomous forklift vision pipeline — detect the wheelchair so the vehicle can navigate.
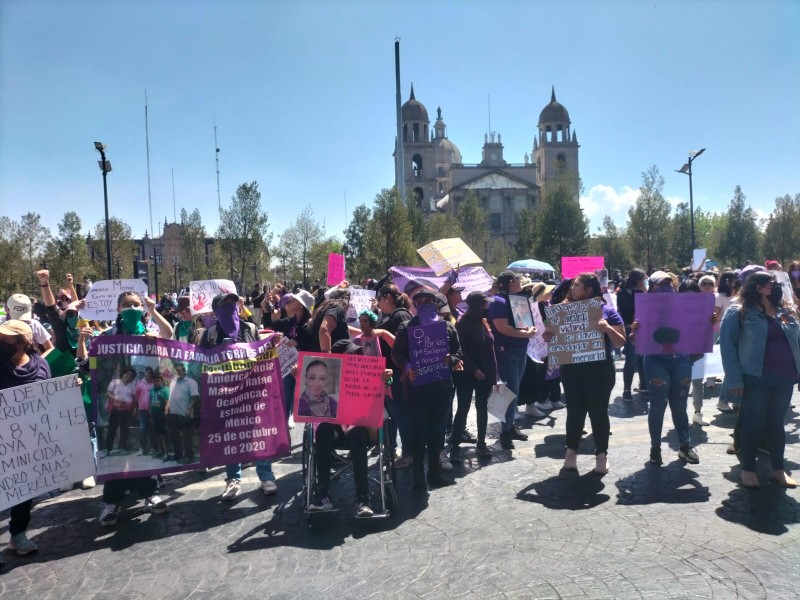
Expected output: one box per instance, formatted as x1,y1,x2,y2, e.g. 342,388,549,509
301,413,397,521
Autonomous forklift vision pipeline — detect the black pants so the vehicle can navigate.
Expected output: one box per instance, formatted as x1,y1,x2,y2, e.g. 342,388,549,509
531,360,562,404
518,357,539,405
9,500,32,535
561,359,616,454
167,414,194,460
106,409,132,451
314,424,369,500
622,325,645,391
407,383,452,476
452,377,491,445
102,477,158,504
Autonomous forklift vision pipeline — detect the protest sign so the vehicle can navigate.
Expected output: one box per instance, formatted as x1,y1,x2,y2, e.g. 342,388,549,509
771,270,797,309
692,249,707,271
544,298,606,366
509,295,534,329
634,293,714,355
417,237,483,276
327,253,346,286
81,279,149,320
293,352,386,427
692,345,724,380
188,279,237,315
527,298,548,363
0,376,94,511
561,256,604,279
389,265,493,306
408,321,450,387
276,336,299,379
487,383,516,423
349,288,377,314
358,336,381,357
90,334,289,481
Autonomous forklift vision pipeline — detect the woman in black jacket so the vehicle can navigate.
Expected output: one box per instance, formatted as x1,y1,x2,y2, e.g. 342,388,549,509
617,269,647,400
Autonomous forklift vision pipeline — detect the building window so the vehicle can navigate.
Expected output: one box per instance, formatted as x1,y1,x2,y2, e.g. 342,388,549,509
412,154,423,178
557,153,566,169
412,123,419,142
490,213,501,231
403,124,407,143
414,187,424,208
438,181,444,194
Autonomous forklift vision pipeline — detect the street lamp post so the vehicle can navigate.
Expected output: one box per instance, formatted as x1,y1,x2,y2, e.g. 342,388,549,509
676,148,705,254
173,256,180,291
94,142,113,279
149,254,160,298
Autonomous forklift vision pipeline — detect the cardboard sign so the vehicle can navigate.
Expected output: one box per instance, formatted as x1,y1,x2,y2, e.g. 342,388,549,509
692,249,707,271
634,293,715,355
527,299,548,363
487,383,516,423
509,294,534,329
408,321,450,387
417,238,483,276
0,376,94,511
90,334,289,481
327,253,346,287
188,279,237,315
293,352,386,427
544,298,606,366
81,279,149,320
561,256,604,279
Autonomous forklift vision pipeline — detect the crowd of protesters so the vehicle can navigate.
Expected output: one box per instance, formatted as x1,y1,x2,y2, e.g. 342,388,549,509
2,257,799,564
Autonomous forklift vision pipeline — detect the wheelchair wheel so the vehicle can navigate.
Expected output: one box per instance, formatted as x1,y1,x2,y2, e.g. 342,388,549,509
383,481,398,515
301,424,315,509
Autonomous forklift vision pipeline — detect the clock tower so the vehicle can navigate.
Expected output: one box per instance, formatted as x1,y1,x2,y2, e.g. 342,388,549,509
480,131,505,167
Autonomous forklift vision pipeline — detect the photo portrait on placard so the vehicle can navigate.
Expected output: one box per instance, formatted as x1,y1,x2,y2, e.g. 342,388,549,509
296,356,341,418
509,294,534,329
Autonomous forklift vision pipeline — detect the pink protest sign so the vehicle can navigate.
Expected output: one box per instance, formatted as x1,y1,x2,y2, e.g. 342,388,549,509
327,253,345,286
293,352,386,428
561,256,604,279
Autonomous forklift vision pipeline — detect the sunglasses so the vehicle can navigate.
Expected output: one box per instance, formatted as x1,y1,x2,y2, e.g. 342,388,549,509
700,282,715,287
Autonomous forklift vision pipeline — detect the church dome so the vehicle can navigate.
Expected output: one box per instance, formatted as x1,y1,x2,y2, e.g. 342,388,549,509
538,86,570,125
402,84,429,122
433,137,462,163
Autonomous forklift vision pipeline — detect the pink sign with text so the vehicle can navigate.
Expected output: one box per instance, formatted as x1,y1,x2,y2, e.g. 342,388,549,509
561,256,604,278
327,253,345,286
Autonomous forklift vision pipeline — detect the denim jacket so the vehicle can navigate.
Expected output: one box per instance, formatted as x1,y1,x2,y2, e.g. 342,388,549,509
719,303,800,388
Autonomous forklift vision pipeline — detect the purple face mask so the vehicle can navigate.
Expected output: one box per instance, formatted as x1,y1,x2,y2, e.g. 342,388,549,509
200,314,217,329
791,270,800,279
214,301,240,339
415,302,439,325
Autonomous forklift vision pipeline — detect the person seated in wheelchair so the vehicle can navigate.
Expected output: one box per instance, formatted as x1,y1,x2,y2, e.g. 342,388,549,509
307,339,392,518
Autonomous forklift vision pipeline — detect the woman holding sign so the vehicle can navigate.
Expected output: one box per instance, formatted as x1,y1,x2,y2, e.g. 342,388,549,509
720,271,800,488
0,320,50,559
547,273,625,474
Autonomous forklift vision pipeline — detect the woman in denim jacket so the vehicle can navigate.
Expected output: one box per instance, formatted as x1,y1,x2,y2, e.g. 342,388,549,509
720,270,800,488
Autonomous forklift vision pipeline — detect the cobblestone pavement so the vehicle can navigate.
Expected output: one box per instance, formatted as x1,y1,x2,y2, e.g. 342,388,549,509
3,367,800,599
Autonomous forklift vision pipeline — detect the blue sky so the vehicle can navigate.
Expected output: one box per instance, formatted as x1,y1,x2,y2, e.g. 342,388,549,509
1,0,798,249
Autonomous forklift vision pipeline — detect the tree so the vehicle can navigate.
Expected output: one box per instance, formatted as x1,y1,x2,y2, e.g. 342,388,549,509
427,212,463,241
181,208,208,282
362,188,416,275
513,209,537,259
216,181,272,293
43,212,92,290
309,237,344,284
533,169,589,266
343,204,371,282
93,217,138,280
627,166,671,270
19,212,51,293
763,193,800,266
457,191,488,259
588,215,632,273
281,205,324,288
717,185,760,268
405,200,429,259
0,217,24,298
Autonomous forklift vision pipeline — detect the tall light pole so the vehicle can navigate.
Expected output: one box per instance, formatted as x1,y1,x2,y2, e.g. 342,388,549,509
676,148,705,253
95,142,113,279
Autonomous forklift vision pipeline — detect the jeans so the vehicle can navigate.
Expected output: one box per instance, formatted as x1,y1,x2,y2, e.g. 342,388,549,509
644,354,692,448
561,359,616,454
739,373,795,471
313,423,369,499
385,379,413,455
102,477,158,504
407,383,452,477
225,460,275,482
452,376,491,446
495,346,527,432
138,411,155,453
106,409,132,451
622,325,644,391
166,414,195,461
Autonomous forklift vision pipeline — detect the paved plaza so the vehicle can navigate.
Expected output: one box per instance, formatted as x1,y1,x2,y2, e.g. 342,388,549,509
2,368,799,599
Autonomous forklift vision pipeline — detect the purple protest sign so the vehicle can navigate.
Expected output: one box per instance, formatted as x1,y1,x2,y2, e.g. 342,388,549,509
408,321,450,387
634,293,715,355
389,265,493,313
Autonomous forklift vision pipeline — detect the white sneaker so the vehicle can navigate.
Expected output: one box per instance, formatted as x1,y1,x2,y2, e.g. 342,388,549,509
144,495,168,514
439,450,454,471
81,476,96,489
692,412,709,426
260,480,278,496
525,404,546,417
717,400,734,412
551,400,566,409
534,400,553,411
221,479,241,500
8,532,38,555
287,414,295,430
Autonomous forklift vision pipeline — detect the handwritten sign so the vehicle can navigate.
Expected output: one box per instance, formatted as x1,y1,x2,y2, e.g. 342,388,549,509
561,256,604,279
0,376,94,511
527,298,548,363
349,288,377,315
487,383,516,423
544,298,606,366
408,321,450,387
327,253,346,286
634,293,714,355
189,279,236,315
276,336,299,379
293,352,386,427
692,248,707,271
81,279,149,320
509,294,533,328
417,238,483,276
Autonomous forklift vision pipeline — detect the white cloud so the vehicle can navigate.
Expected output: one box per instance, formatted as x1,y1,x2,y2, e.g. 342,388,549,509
580,184,640,231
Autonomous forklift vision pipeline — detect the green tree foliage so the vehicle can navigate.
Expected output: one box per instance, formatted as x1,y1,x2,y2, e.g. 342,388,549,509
180,208,208,283
486,238,512,276
362,188,416,274
309,237,344,285
588,215,633,273
717,185,761,268
405,200,429,258
343,204,371,282
282,205,324,287
43,211,92,291
763,193,800,266
427,212,463,242
93,217,138,280
533,170,589,266
216,181,272,293
627,166,671,270
457,191,488,259
513,209,536,259
18,212,51,294
0,217,25,298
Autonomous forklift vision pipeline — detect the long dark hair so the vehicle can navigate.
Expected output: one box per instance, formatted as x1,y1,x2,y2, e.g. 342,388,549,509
736,271,779,314
717,270,738,296
308,297,347,337
574,272,604,301
624,268,646,290
551,278,573,305
379,284,410,310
